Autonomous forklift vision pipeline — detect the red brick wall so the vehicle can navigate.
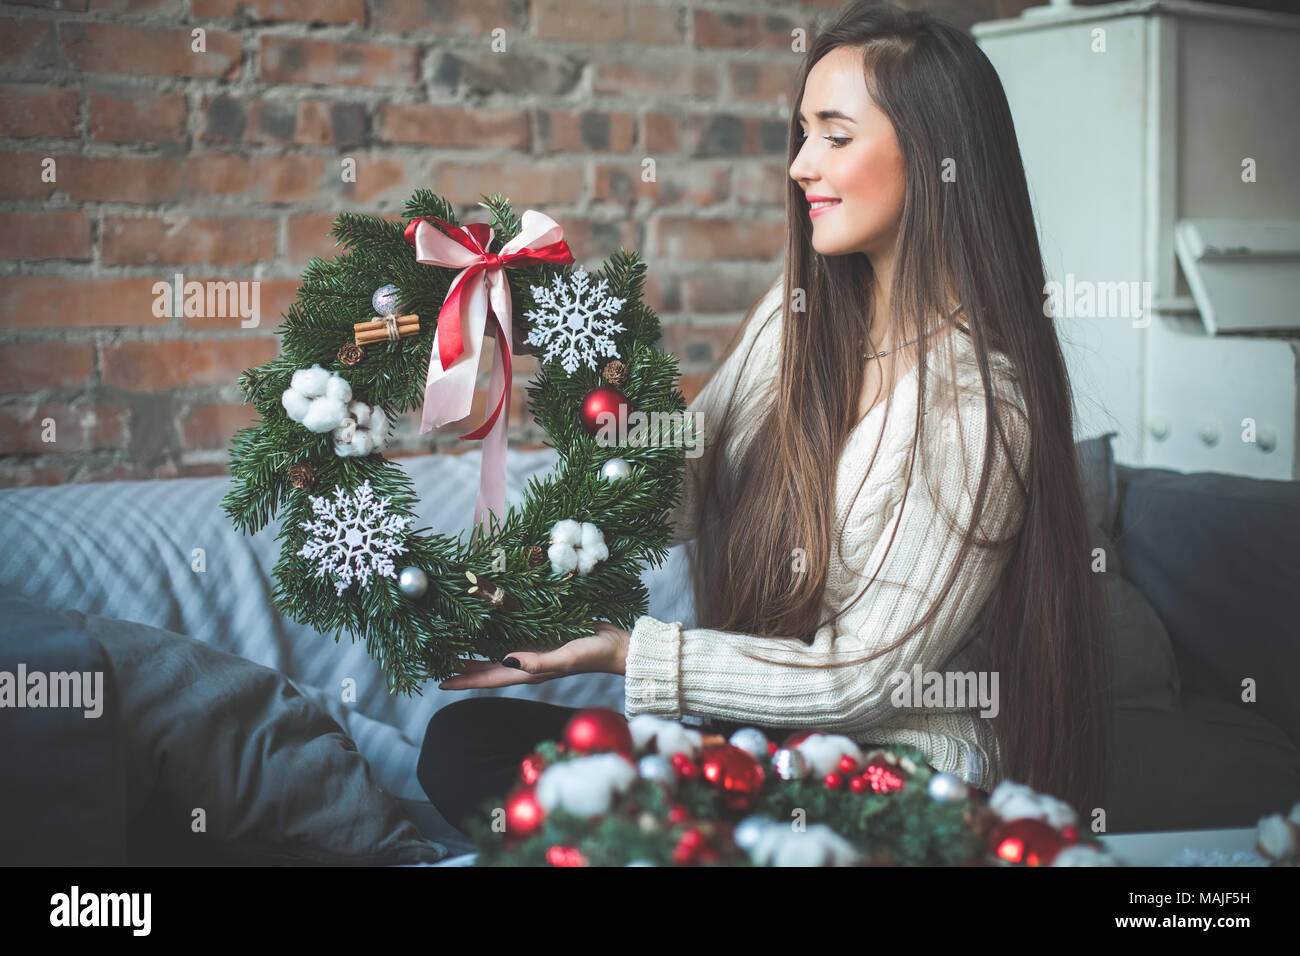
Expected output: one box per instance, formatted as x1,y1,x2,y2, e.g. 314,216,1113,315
0,0,1028,487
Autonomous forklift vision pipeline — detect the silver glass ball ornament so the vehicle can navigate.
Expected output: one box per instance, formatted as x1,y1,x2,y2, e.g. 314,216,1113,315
769,747,809,781
372,283,401,317
637,754,675,785
728,727,770,761
600,458,632,481
927,772,970,803
732,815,775,852
397,566,429,599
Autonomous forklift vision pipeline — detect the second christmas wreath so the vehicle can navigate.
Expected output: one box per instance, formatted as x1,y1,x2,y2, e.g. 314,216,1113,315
223,191,696,694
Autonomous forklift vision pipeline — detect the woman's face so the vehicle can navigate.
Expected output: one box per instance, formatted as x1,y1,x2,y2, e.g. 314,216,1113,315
789,46,907,261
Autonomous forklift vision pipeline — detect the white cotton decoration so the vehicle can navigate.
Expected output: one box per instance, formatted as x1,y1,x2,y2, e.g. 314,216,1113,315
1257,813,1298,861
794,734,865,778
988,780,1079,829
628,714,703,758
749,823,862,867
332,400,390,458
534,754,638,818
282,364,354,434
1052,845,1121,867
547,518,609,576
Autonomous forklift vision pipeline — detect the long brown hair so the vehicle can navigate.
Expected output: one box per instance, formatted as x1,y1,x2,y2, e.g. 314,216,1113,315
684,1,1110,814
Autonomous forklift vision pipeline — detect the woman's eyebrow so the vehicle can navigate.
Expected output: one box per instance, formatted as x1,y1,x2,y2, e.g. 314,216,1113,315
796,109,857,125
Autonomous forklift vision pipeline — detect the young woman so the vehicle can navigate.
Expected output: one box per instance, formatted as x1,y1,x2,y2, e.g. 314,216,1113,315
419,0,1110,840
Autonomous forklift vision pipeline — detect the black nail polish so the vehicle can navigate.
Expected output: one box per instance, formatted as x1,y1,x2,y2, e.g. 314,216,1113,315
501,656,522,669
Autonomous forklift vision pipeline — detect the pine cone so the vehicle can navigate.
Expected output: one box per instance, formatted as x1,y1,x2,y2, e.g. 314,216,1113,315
526,545,545,568
288,463,317,490
602,360,628,386
338,343,364,366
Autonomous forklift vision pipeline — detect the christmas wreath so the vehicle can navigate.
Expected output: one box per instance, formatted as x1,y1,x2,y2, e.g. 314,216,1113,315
463,708,1125,867
222,192,694,693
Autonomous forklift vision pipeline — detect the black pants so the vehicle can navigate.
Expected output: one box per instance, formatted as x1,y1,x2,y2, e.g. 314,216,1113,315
417,696,975,841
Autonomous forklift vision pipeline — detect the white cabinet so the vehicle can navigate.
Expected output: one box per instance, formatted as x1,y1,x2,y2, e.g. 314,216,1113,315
974,0,1300,478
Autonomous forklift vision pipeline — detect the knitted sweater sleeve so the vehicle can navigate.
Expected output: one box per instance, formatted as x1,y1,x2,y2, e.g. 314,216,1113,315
624,383,1031,734
667,278,784,548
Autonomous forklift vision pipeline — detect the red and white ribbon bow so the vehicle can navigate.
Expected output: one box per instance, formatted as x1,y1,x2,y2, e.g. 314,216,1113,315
403,209,574,536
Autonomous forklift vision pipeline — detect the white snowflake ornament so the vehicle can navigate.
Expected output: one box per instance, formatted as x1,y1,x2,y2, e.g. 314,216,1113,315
548,518,609,576
297,479,411,596
524,266,627,373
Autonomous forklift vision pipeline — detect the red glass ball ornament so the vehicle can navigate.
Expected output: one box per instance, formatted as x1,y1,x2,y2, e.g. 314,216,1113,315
699,744,766,812
988,818,1068,866
824,772,843,789
766,741,779,756
838,755,859,774
672,842,697,865
563,707,634,756
545,845,588,867
505,786,545,838
668,804,690,824
861,758,907,794
849,775,869,794
520,752,545,786
578,385,632,436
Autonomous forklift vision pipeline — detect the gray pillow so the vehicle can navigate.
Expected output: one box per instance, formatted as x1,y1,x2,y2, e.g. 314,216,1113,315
1077,432,1181,711
64,604,447,865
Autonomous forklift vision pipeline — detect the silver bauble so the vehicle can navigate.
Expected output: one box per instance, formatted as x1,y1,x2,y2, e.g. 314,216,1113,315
600,457,632,481
637,754,675,785
770,747,809,781
397,566,428,599
732,815,775,852
371,283,400,316
728,727,770,761
927,772,970,803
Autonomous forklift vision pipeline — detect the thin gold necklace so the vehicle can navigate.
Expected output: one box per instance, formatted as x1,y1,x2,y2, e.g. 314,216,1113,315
863,303,964,360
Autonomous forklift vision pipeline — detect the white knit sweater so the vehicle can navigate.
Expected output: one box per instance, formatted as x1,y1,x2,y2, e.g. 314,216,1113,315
624,279,1032,791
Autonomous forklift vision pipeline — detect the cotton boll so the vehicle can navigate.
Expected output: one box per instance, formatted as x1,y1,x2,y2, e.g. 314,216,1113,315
580,521,606,554
352,431,375,456
1052,845,1120,867
281,388,312,422
551,519,583,547
535,754,637,818
351,402,372,426
750,823,861,867
301,396,348,433
1258,814,1298,861
291,364,332,398
989,780,1077,828
548,541,578,574
795,734,864,777
324,373,352,404
628,714,703,758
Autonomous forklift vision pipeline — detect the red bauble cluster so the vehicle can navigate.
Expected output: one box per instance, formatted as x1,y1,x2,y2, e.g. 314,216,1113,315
563,707,634,757
672,826,721,865
578,385,633,436
520,751,546,786
545,845,589,867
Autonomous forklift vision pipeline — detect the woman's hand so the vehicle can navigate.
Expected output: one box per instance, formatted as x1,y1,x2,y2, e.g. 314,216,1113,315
437,621,632,690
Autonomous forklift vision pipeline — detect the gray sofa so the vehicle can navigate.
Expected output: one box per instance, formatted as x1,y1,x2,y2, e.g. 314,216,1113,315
0,433,1296,864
